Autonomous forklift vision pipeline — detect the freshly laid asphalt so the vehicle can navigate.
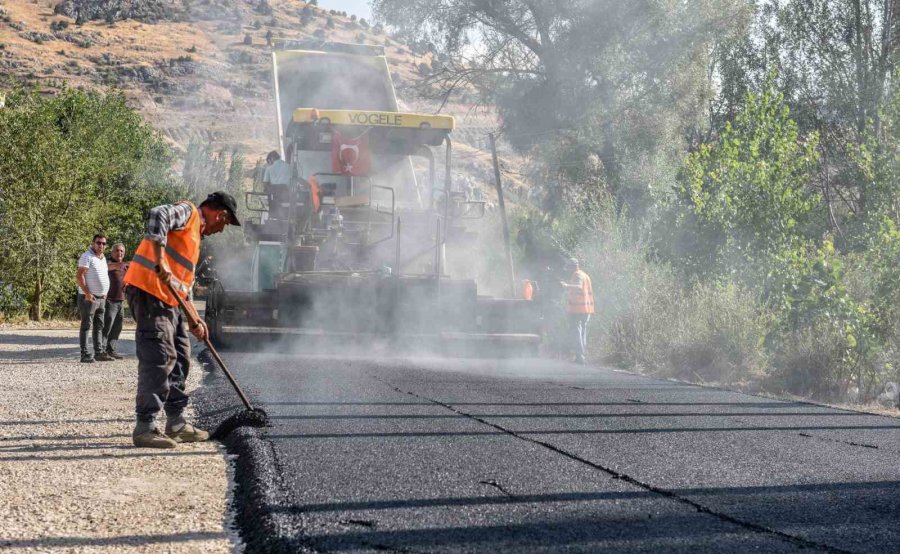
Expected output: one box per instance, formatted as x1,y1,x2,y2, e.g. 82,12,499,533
194,355,900,553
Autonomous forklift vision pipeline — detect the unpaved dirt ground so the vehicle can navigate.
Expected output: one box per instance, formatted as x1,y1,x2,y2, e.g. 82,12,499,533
0,327,239,553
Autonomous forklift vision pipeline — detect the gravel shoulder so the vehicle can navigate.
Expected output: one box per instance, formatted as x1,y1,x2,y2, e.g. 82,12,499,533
0,327,239,553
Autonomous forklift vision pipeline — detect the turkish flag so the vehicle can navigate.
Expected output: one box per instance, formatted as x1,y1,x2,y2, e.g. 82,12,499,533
331,130,371,176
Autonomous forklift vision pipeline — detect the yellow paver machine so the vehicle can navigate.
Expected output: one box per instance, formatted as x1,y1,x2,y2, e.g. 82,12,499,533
204,40,540,356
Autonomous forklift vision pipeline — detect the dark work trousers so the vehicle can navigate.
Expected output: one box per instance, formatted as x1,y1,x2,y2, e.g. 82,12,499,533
126,286,191,424
568,314,590,362
101,299,125,354
78,294,106,358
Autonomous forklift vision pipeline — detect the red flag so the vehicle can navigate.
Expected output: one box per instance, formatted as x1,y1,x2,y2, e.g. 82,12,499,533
331,130,371,176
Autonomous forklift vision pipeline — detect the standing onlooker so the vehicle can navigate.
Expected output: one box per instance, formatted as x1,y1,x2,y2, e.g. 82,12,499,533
102,242,129,360
560,258,594,365
76,234,110,363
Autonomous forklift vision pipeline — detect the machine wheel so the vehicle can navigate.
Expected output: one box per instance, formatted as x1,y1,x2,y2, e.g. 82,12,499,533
204,281,228,348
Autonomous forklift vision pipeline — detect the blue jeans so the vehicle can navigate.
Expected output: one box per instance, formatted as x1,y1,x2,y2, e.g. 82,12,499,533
569,314,590,362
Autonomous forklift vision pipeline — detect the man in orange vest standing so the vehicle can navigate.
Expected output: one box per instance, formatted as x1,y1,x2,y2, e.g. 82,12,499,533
124,192,240,448
560,258,594,365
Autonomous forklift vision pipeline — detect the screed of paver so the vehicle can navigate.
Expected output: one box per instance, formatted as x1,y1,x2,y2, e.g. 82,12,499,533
0,329,238,553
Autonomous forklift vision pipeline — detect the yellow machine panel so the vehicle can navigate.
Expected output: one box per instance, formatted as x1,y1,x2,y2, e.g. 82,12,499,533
292,108,455,130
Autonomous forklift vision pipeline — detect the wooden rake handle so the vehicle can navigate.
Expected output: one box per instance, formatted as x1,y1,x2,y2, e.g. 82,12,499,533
164,281,256,412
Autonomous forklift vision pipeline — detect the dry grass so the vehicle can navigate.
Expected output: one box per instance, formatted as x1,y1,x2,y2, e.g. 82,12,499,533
1,1,481,161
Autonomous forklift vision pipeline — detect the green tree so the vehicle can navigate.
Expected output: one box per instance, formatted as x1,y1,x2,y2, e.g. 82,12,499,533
182,140,244,203
0,87,181,320
710,0,900,233
373,0,749,215
676,79,821,280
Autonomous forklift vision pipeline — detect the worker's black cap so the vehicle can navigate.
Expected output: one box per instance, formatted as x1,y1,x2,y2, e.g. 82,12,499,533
205,191,241,226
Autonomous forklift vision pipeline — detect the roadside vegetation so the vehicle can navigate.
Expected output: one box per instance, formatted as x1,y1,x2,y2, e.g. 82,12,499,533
0,86,182,320
0,1,897,406
376,0,900,403
0,86,243,322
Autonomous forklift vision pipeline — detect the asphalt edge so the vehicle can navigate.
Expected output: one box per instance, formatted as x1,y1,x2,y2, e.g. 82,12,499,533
193,356,320,554
598,364,900,419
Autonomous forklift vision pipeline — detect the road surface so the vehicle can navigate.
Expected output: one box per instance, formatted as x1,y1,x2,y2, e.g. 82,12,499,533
194,354,900,553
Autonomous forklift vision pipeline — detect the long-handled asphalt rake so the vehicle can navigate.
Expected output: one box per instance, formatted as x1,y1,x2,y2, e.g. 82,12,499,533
166,281,269,438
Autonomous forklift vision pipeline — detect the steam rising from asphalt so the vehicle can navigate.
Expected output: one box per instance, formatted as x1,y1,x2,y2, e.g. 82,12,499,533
182,3,529,359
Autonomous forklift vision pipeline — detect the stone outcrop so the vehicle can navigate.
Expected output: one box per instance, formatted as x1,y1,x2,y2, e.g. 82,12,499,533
54,0,183,24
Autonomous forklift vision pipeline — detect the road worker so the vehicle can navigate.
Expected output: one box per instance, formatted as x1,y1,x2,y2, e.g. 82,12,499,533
560,257,594,364
123,192,240,448
263,150,291,186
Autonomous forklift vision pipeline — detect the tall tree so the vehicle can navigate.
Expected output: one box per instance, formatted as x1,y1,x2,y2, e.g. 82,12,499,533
374,0,749,214
0,87,180,320
712,0,900,232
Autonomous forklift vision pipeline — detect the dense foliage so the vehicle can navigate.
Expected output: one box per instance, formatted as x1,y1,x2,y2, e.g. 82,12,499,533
0,87,183,320
378,0,900,401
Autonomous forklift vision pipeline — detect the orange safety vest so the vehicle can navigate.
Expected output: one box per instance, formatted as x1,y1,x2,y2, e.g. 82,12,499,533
522,279,534,301
123,201,201,306
566,269,594,314
309,175,321,213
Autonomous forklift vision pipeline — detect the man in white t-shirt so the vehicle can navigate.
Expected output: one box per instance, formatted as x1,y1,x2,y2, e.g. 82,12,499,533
76,233,111,363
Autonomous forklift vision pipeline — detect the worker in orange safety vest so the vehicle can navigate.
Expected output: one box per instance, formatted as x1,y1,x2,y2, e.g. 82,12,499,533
559,257,594,364
123,192,240,448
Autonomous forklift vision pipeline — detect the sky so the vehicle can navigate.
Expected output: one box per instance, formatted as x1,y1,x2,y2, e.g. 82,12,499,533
318,0,373,21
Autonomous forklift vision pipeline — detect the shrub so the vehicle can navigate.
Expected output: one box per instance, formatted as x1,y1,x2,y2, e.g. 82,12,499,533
768,319,857,399
0,87,183,320
515,197,769,385
255,0,272,16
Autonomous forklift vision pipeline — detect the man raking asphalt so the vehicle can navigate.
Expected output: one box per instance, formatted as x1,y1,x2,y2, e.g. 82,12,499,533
123,192,245,449
164,279,269,440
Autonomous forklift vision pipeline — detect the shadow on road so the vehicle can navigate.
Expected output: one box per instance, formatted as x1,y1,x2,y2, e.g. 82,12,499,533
0,531,228,550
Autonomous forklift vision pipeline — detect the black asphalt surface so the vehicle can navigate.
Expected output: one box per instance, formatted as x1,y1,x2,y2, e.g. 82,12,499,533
194,355,900,553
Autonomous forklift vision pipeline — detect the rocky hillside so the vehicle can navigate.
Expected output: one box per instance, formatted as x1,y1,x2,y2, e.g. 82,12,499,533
0,0,524,196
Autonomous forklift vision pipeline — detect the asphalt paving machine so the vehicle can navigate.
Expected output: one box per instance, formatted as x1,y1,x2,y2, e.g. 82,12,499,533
203,40,540,356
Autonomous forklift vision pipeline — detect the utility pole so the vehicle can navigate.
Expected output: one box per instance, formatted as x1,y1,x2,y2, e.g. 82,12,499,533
489,133,516,298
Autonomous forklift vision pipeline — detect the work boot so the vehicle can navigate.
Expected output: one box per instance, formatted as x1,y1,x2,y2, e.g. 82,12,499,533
80,354,94,363
95,352,115,362
165,423,210,443
106,350,124,360
132,429,177,449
